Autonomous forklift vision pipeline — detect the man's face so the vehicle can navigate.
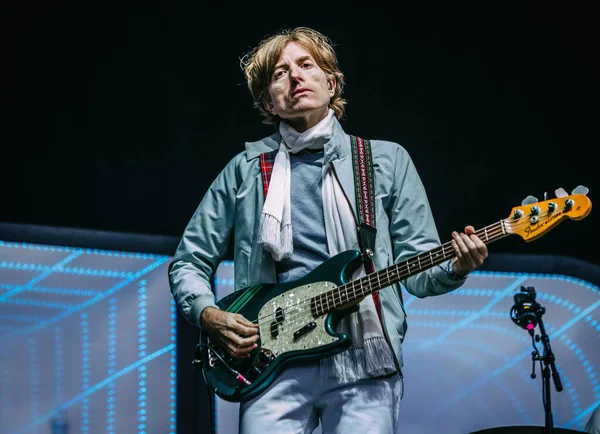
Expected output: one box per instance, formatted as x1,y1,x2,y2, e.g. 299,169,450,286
266,42,335,130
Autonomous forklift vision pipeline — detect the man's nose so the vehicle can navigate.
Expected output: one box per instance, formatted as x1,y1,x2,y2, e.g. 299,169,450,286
289,65,305,82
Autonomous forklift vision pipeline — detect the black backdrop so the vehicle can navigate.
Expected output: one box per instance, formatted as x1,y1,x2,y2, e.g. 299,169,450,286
6,3,599,265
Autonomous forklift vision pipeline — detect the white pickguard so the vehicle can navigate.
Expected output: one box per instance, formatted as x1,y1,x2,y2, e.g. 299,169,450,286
258,281,339,356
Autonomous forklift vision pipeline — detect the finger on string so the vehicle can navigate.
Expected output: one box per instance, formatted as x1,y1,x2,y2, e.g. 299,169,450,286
235,313,259,329
451,239,463,260
455,232,472,257
452,232,466,250
457,236,477,269
233,320,260,337
461,236,477,254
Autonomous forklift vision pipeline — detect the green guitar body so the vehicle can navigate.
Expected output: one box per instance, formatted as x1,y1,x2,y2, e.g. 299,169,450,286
196,249,364,402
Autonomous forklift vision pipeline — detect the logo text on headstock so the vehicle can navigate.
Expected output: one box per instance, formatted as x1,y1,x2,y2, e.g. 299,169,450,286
523,211,563,238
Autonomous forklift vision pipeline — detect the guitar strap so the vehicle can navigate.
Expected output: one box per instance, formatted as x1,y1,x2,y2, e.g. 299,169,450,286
349,135,384,326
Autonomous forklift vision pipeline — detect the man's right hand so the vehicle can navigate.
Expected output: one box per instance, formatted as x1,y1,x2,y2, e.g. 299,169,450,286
200,306,259,359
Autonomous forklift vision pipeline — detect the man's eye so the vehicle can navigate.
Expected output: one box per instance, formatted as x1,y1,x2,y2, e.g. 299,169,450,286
274,70,285,78
302,63,312,68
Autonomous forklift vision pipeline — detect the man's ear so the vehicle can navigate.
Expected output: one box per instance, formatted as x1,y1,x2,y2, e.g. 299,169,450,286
327,77,336,97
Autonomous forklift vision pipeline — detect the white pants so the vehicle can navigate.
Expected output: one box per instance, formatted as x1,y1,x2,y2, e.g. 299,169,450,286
239,360,402,434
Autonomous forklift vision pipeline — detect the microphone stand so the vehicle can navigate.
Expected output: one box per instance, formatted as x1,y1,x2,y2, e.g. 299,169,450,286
531,301,563,434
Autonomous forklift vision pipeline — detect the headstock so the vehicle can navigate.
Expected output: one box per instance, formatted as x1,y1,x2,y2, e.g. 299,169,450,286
505,189,592,242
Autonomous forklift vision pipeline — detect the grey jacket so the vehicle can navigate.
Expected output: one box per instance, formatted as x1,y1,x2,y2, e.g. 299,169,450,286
168,118,466,368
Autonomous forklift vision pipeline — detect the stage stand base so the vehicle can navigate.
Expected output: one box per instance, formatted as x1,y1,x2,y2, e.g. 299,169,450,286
469,426,584,434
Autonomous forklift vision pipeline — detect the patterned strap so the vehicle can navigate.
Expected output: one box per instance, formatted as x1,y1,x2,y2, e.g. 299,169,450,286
350,136,383,325
259,150,278,198
351,136,376,228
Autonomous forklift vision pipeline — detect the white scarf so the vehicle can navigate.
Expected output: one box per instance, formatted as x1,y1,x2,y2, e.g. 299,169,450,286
259,109,336,260
260,109,396,381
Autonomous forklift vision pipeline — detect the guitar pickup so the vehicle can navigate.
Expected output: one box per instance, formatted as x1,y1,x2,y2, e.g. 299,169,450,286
270,321,279,338
293,321,317,341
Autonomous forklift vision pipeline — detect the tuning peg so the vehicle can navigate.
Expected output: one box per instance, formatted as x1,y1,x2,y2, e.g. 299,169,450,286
572,185,589,195
554,187,568,198
521,195,538,205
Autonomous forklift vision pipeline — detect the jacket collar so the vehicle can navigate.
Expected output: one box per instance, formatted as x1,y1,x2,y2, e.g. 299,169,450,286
245,117,358,219
244,116,350,165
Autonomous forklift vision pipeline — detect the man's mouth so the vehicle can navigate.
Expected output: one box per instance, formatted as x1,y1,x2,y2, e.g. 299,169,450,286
292,88,311,97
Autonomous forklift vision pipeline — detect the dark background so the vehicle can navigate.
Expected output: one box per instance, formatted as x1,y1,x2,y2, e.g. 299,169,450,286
5,3,598,265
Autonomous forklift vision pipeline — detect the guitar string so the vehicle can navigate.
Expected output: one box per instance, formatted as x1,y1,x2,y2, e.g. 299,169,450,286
252,215,524,328
252,222,507,329
249,205,567,329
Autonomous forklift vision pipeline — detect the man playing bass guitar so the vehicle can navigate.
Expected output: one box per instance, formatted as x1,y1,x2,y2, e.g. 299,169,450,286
168,27,488,434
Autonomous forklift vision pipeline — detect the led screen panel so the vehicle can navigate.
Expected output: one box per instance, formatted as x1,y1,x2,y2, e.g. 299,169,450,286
0,240,176,434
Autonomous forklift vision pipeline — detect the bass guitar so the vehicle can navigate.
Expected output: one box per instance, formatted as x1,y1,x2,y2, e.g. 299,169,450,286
194,191,592,402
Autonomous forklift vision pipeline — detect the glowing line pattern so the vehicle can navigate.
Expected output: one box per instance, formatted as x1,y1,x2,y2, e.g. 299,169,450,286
0,240,176,433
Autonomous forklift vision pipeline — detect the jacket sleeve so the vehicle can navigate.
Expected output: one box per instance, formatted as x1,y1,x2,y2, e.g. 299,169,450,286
387,145,466,298
168,155,240,326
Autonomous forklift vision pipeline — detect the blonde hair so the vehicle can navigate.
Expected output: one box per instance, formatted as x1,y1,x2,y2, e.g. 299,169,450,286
240,27,346,126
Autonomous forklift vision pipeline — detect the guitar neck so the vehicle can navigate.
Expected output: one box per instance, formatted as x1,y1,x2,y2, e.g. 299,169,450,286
312,220,509,315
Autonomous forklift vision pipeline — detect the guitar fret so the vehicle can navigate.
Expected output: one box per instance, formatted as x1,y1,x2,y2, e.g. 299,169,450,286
312,219,514,316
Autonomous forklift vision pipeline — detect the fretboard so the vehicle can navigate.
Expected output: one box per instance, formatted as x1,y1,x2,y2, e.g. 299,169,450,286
312,220,509,316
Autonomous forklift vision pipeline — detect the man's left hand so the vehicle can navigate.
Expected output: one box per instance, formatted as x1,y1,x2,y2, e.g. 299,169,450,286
450,225,488,278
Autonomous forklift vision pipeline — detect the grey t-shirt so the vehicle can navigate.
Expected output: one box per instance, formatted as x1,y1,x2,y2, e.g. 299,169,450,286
276,149,330,283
